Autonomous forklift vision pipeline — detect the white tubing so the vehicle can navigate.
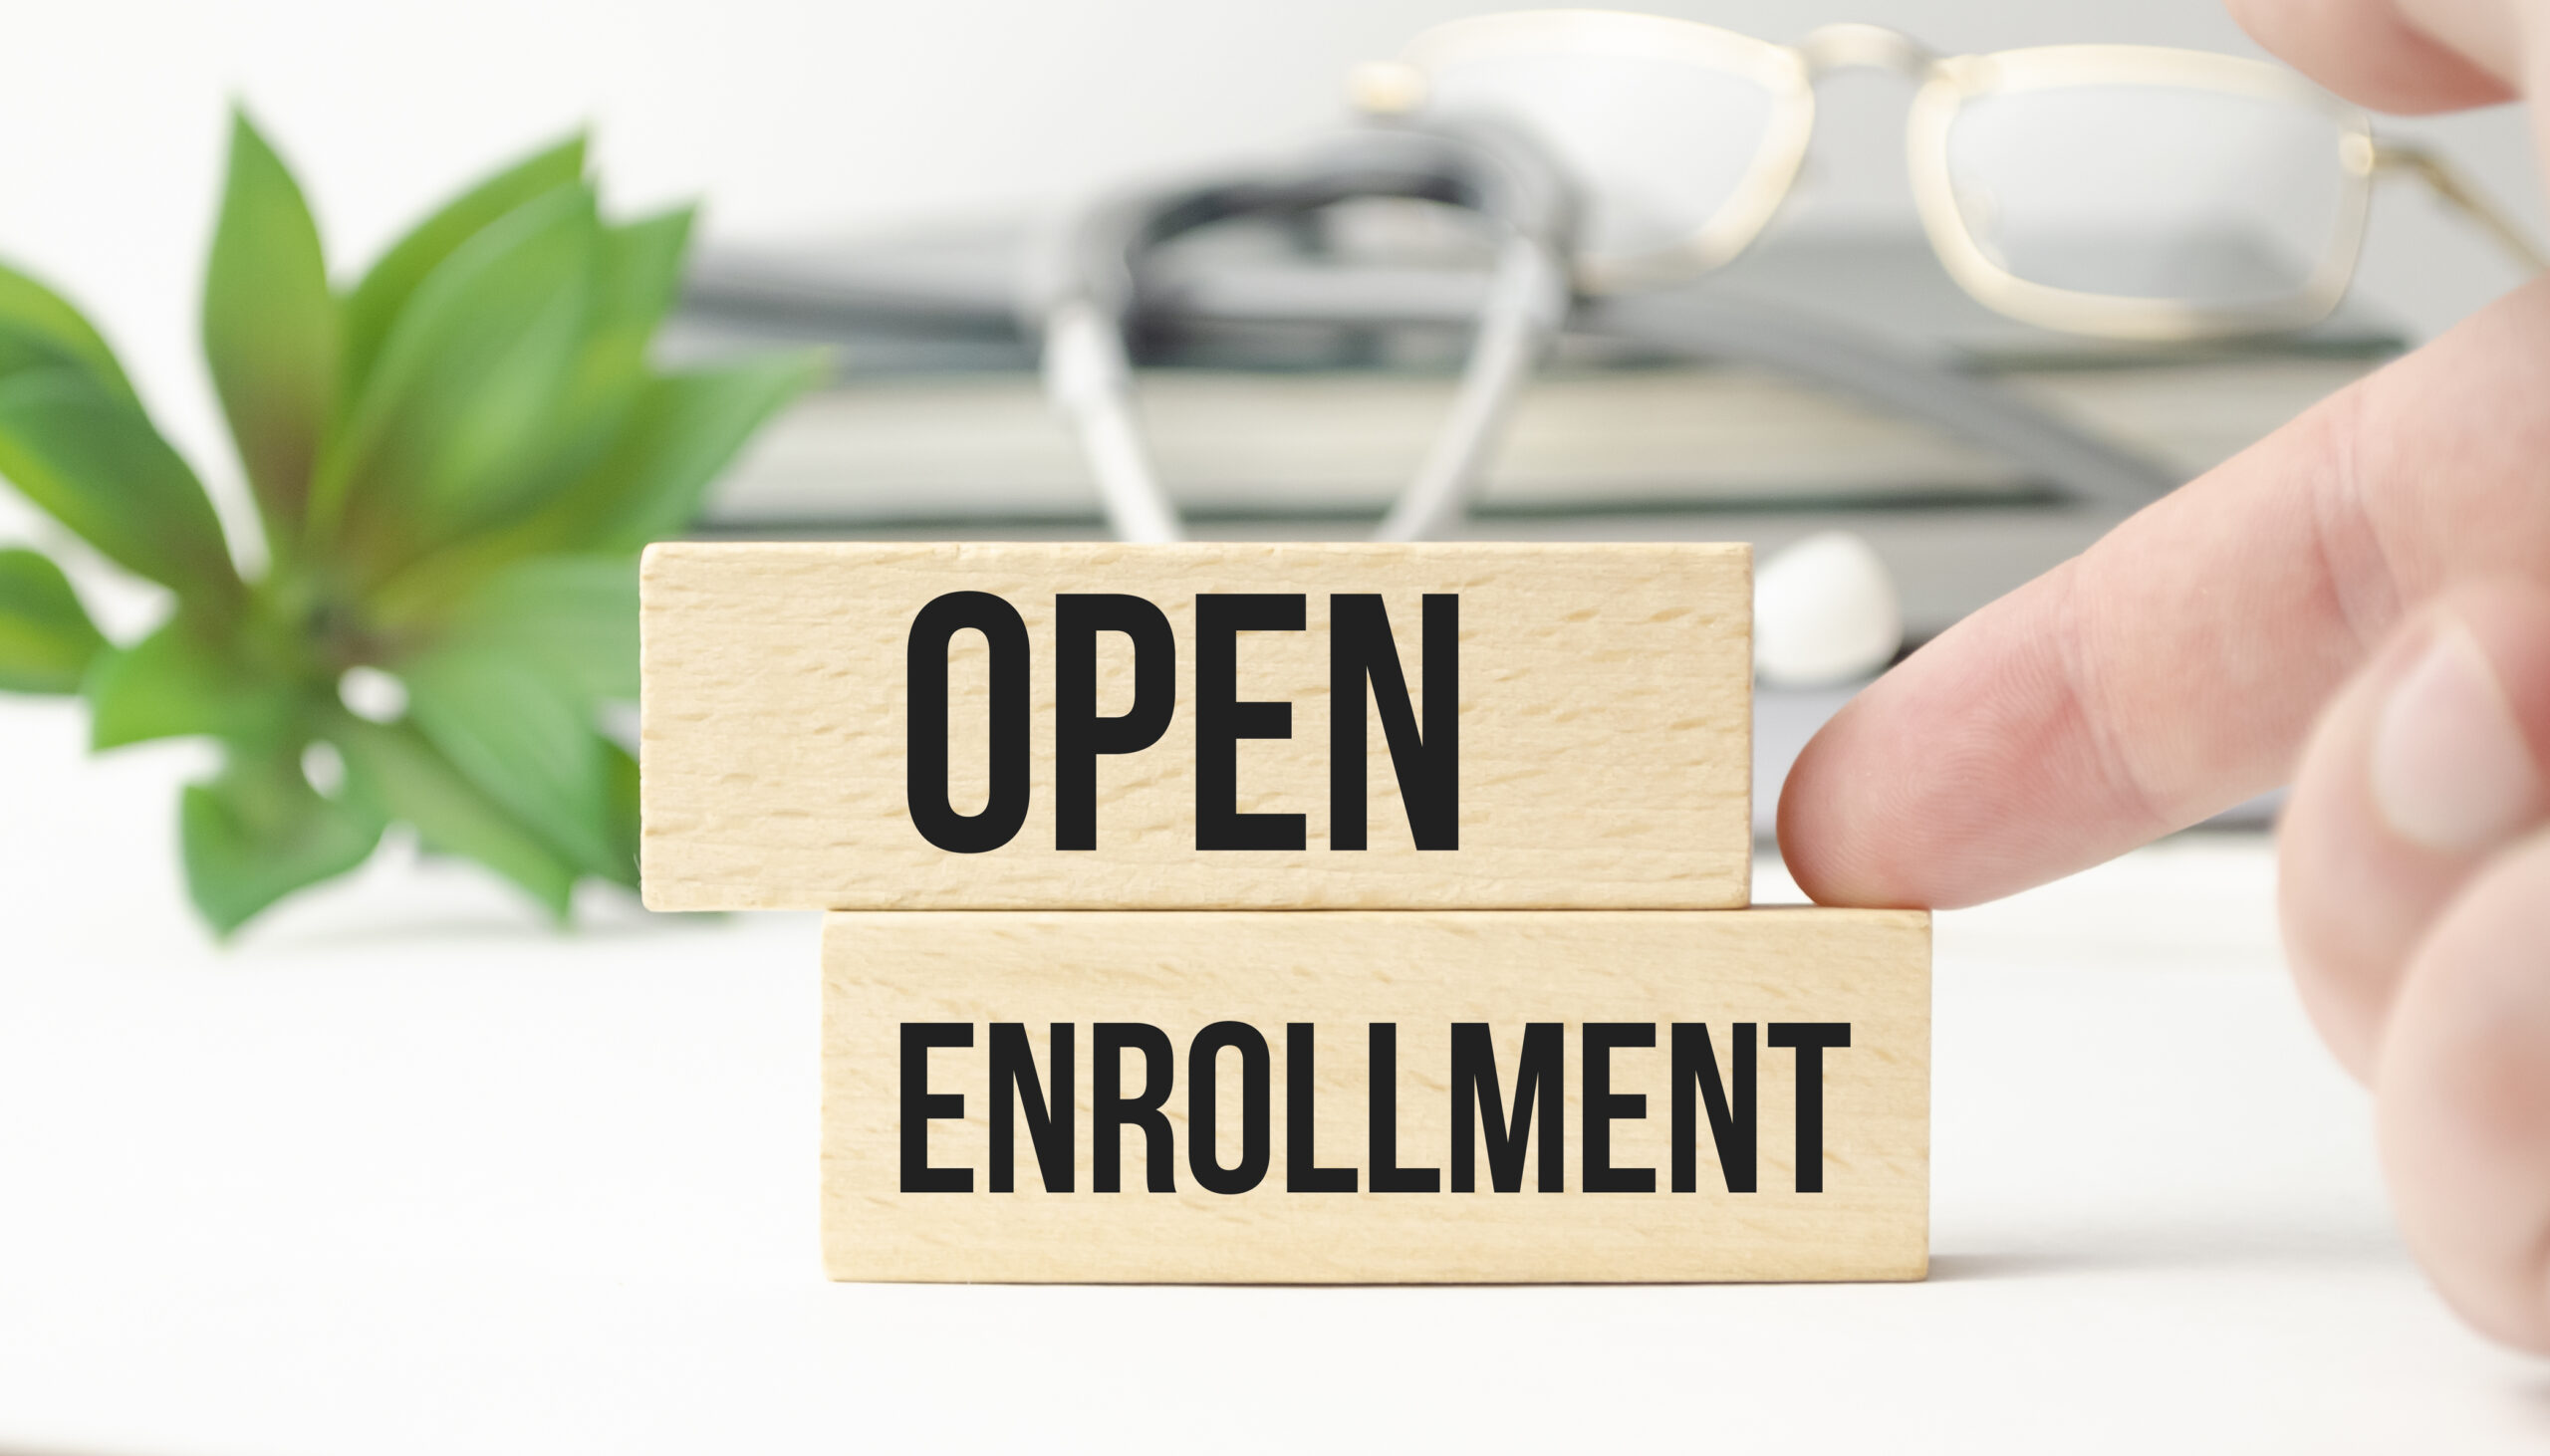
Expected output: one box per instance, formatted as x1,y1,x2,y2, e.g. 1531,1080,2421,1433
1375,235,1566,543
1043,300,1183,543
1048,233,1563,546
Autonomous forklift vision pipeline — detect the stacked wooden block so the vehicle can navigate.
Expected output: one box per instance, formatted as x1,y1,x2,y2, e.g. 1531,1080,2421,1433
639,542,1929,1282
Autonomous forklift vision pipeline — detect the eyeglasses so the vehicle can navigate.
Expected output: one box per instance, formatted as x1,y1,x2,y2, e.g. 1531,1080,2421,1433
1351,11,2544,339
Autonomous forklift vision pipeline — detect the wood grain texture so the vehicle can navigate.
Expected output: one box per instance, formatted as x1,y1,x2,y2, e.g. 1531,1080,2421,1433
641,542,1751,910
823,908,1928,1283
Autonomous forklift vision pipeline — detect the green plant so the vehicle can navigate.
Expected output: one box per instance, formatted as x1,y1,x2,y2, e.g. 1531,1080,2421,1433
0,111,820,934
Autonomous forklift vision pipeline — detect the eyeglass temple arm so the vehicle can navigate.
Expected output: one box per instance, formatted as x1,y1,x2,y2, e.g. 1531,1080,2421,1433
1576,289,2177,514
2374,141,2547,273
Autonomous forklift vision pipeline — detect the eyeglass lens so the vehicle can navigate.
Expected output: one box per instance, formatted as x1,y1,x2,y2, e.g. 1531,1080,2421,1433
1943,84,2359,309
1418,49,1787,263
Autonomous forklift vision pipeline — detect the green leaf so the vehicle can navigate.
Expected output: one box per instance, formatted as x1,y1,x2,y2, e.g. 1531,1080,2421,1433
362,323,810,621
588,356,824,550
0,320,106,391
431,553,637,698
400,635,619,876
332,715,578,917
181,746,383,936
590,207,693,364
441,354,822,579
341,133,585,399
0,546,107,693
0,370,239,607
596,734,638,889
204,108,337,535
86,610,293,749
0,257,134,398
503,207,699,527
363,555,638,883
315,184,601,558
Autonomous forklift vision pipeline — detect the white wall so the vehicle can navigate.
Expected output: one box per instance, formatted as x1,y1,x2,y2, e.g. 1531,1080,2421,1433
2,0,2540,527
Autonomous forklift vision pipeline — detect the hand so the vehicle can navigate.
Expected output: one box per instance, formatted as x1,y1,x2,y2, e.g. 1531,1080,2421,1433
1777,0,2550,1349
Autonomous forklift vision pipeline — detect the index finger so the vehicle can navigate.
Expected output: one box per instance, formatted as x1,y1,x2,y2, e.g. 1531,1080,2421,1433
1777,275,2550,908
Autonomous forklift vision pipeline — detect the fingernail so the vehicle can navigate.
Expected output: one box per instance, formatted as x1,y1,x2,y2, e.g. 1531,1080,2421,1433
2372,622,2543,852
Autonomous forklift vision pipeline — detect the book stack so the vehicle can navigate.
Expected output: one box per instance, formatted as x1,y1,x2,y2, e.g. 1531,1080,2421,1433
638,539,1930,1282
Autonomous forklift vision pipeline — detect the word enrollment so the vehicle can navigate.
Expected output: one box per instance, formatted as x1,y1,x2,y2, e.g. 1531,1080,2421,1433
900,1020,1854,1197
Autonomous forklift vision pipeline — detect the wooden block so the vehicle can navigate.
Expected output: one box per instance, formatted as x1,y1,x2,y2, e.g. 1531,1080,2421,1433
641,542,1750,911
823,908,1928,1283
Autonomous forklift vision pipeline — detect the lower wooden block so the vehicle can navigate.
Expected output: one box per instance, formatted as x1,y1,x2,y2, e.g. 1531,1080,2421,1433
822,908,1930,1283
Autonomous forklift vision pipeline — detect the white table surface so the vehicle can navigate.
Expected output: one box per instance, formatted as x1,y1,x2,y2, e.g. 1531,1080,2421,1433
2,693,2543,1454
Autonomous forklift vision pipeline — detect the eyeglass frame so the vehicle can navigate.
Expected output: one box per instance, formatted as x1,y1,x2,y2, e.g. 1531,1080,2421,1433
1353,11,2543,340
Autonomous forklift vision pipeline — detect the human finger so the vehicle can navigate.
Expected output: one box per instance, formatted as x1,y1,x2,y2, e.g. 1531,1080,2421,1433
2227,0,2520,111
1779,275,2550,909
2278,580,2550,1079
2375,826,2550,1351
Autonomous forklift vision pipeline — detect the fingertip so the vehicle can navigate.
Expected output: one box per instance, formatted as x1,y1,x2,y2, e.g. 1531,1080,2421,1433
1777,665,1976,909
1773,652,2056,912
1776,695,1895,907
1773,560,2179,911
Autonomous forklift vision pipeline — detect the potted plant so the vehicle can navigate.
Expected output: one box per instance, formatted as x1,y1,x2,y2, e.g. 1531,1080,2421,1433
0,111,819,934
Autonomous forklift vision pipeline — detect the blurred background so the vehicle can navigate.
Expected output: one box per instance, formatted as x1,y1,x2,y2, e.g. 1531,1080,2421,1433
18,0,2539,849
3,0,2538,572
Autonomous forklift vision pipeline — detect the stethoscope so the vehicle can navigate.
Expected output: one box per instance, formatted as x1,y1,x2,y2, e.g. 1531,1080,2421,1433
1023,117,2188,681
1030,121,1578,544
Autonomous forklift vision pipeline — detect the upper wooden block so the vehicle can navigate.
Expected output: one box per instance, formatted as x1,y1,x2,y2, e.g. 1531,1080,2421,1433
640,541,1750,910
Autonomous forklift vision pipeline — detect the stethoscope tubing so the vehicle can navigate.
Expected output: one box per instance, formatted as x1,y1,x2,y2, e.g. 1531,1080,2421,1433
1035,121,1580,544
